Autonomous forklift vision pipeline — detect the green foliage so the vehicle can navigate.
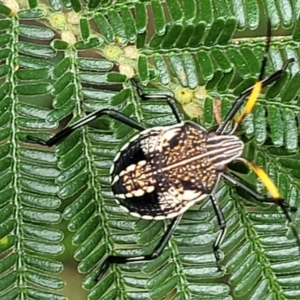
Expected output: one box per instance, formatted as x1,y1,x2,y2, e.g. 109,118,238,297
1,0,300,299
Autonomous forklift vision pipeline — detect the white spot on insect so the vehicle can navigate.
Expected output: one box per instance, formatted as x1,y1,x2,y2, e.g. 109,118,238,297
113,151,121,163
120,205,129,213
111,175,119,185
158,203,166,211
109,163,115,175
125,193,133,198
115,194,126,199
146,186,155,193
119,142,130,152
126,164,136,172
163,127,180,141
130,212,142,218
138,160,147,166
142,215,154,220
119,132,141,153
182,190,201,201
119,170,125,177
132,189,145,197
165,211,181,219
153,215,167,220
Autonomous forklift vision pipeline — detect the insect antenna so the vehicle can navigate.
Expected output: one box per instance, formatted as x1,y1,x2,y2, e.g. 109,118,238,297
216,19,279,135
231,20,271,132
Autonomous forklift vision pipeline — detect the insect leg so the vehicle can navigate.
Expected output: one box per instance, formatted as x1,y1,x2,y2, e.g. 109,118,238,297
222,172,295,211
216,18,294,134
130,78,183,123
210,194,226,271
222,171,300,254
216,58,294,135
97,215,183,281
26,109,146,147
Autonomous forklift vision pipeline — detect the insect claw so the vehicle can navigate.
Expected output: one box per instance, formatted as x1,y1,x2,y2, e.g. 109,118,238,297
129,77,145,99
213,248,223,271
215,259,223,272
265,198,297,213
129,77,139,86
96,261,110,282
282,58,295,70
280,201,297,213
217,266,223,272
26,135,48,146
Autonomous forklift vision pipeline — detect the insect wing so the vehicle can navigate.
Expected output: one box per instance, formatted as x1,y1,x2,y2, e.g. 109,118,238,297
110,127,171,218
156,123,217,216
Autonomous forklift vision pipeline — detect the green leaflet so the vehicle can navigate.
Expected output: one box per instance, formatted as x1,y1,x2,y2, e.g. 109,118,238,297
1,1,300,300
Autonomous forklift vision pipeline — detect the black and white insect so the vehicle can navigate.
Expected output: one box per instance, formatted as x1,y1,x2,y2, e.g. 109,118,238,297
27,22,300,280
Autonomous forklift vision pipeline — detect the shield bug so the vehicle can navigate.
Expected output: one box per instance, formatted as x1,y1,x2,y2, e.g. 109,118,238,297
27,21,300,281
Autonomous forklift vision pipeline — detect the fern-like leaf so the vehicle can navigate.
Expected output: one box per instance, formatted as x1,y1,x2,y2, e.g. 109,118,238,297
2,0,300,299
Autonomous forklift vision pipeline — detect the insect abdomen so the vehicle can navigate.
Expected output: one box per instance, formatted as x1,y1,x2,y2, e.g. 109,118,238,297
110,123,244,220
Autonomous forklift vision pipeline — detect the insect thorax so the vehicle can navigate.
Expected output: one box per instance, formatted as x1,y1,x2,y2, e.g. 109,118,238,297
110,121,244,219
